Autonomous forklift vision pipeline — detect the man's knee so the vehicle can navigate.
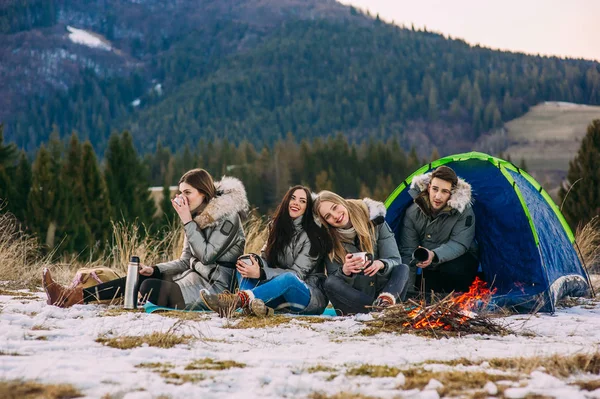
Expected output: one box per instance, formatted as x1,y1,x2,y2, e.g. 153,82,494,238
392,263,409,279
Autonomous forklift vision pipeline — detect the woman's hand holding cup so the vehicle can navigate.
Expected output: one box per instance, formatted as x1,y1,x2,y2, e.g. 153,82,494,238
342,253,367,276
236,255,261,279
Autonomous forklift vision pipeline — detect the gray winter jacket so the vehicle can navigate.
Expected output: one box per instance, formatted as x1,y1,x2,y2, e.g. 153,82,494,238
156,176,248,309
259,216,328,315
399,172,478,290
325,199,403,299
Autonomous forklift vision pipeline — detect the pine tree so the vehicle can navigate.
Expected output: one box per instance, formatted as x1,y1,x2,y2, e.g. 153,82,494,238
559,119,600,228
105,131,156,226
81,141,112,254
160,184,176,225
60,133,93,255
11,151,32,223
0,124,18,206
28,145,62,248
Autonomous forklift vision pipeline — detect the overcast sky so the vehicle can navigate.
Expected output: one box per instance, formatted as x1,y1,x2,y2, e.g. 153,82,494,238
339,0,599,61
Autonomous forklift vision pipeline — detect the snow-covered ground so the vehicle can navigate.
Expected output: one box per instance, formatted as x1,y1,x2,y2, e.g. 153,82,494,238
2,289,600,399
67,26,112,51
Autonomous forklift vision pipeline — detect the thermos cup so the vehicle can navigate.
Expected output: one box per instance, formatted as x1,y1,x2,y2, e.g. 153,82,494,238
124,255,140,309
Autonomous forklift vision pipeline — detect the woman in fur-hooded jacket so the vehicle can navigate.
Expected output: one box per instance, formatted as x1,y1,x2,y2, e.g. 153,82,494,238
201,185,331,317
313,191,410,315
43,168,248,310
400,165,479,295
155,170,249,308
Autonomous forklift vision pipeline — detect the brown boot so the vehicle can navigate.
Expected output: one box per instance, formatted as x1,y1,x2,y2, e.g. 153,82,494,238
200,290,242,318
61,286,84,307
42,268,66,306
42,268,84,308
249,298,274,317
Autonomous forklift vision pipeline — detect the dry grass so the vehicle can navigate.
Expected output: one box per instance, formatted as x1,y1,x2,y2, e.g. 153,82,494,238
347,364,402,378
0,380,82,399
0,212,44,289
574,216,600,274
0,288,36,297
487,352,600,377
243,211,269,253
185,358,245,370
308,393,379,399
147,310,211,321
307,365,338,373
225,314,328,329
403,368,517,395
136,362,174,370
572,379,600,391
96,332,191,349
100,307,144,317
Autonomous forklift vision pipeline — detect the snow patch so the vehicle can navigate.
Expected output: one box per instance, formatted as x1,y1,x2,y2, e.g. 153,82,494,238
67,26,112,51
544,101,589,108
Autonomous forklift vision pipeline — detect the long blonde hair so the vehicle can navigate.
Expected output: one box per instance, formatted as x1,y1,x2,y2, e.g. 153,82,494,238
313,191,375,263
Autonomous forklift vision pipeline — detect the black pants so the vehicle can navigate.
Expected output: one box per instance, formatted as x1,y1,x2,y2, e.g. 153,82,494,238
82,268,185,309
421,253,479,294
323,264,410,316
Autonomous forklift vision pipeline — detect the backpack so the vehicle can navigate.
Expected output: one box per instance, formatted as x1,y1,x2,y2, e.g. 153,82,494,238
69,267,122,290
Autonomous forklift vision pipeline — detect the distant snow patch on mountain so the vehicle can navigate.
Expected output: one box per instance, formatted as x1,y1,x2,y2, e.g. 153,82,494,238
67,26,112,51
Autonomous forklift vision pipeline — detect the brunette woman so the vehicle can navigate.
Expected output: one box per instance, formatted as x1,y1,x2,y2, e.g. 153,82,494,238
43,168,248,309
314,191,409,315
201,185,331,316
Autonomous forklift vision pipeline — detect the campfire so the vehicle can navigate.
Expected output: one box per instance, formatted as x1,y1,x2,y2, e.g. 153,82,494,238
364,277,511,337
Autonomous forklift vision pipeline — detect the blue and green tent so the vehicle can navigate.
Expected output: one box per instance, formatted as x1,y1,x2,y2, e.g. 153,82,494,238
384,152,591,312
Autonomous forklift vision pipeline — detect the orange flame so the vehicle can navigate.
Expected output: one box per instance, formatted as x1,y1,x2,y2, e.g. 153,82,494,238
404,277,496,331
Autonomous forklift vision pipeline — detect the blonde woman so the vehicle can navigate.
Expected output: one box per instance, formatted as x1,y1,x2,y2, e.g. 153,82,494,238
314,191,409,315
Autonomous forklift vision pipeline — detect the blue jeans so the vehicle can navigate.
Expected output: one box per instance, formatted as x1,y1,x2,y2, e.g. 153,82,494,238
236,272,311,312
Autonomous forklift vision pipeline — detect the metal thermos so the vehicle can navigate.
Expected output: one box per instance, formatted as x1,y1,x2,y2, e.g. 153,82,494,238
124,255,140,309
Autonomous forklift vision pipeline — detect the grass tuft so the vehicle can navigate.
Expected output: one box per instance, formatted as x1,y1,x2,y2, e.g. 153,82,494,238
574,216,600,273
136,362,174,370
487,352,600,377
96,331,191,349
308,393,378,399
159,372,205,385
346,364,401,378
0,380,82,399
572,379,600,391
307,365,338,373
226,314,328,329
185,358,245,371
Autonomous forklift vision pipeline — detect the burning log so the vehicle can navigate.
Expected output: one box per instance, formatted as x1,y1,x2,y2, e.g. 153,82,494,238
364,277,512,338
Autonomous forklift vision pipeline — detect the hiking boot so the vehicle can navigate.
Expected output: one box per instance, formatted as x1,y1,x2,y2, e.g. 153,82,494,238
372,292,396,310
42,268,84,308
249,298,274,317
200,291,241,318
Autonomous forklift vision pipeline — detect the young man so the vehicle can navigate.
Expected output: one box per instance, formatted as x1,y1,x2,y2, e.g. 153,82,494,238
399,165,479,295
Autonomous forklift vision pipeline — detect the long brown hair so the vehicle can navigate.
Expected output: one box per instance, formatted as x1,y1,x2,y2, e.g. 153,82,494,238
264,185,330,267
313,191,375,263
179,168,216,201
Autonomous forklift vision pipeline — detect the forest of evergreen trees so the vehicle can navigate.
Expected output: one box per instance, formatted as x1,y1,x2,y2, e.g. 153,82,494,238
5,15,600,154
0,124,424,258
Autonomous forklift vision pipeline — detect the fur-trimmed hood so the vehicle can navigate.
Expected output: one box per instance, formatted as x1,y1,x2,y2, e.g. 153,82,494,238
410,172,472,213
362,198,386,221
193,176,249,229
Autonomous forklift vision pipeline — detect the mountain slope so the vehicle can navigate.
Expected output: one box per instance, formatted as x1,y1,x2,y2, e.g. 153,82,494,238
2,0,600,156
